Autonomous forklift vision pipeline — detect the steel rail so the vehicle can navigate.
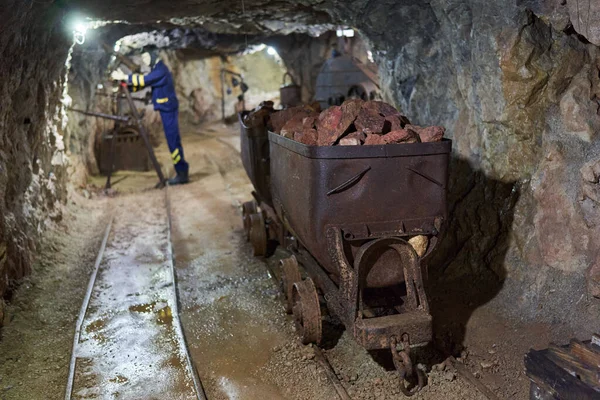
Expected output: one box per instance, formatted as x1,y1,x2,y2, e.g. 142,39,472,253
64,216,114,400
164,184,208,400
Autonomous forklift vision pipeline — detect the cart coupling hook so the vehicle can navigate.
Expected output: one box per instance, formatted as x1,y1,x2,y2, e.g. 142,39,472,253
390,333,425,396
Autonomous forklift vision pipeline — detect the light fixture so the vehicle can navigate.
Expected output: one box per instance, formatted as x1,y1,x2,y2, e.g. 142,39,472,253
74,22,88,35
71,17,89,45
267,46,277,56
367,50,374,63
336,28,355,38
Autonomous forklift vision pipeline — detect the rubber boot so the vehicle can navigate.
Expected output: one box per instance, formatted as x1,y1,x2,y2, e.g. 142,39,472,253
168,170,189,185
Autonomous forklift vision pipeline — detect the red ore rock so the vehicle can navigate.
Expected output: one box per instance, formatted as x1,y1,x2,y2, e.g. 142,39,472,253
302,115,317,130
294,128,318,146
356,101,411,134
271,106,315,133
307,101,322,113
258,100,274,108
364,133,386,145
383,129,420,144
270,110,291,133
384,115,403,133
341,98,364,114
316,99,363,146
280,117,305,139
244,101,275,129
406,125,445,142
364,129,420,146
372,101,400,117
355,107,386,134
316,106,343,146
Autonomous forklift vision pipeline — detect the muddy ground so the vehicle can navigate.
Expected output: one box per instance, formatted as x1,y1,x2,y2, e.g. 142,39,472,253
0,121,575,399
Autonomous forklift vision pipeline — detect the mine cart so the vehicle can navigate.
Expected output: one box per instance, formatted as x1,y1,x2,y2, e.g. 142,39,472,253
280,72,302,108
269,132,451,394
238,112,285,257
238,111,272,205
98,125,152,175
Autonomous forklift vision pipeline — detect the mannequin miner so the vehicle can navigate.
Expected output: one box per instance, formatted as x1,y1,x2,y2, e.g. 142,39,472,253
111,51,189,185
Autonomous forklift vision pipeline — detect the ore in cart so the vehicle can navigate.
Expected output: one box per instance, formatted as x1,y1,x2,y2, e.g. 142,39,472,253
269,133,451,395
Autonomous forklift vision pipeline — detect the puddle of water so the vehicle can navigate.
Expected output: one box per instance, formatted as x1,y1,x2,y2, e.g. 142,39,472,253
186,295,288,399
156,305,173,326
128,301,157,313
85,318,106,333
218,376,286,400
109,374,129,384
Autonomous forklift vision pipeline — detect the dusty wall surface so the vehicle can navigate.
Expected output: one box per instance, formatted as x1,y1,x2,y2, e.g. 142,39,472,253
162,48,285,123
66,41,114,181
270,32,377,104
0,2,71,306
268,32,338,103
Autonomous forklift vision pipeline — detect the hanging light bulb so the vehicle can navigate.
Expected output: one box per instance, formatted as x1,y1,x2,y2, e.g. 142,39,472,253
71,17,89,45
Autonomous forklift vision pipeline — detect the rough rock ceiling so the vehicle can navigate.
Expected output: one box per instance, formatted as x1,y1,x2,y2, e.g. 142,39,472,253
74,0,334,35
89,23,268,55
73,0,600,48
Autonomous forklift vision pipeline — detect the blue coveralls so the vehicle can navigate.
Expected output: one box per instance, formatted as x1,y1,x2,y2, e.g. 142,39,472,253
128,61,189,176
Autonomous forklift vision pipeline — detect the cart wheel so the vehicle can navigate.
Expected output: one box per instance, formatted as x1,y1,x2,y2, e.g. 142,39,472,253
242,201,258,241
292,278,322,345
280,255,301,314
249,212,267,256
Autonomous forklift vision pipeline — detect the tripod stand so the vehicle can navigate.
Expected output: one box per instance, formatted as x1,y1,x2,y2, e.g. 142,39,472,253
71,82,166,190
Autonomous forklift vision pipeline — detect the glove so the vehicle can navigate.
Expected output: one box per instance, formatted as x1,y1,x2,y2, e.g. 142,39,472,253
111,69,128,81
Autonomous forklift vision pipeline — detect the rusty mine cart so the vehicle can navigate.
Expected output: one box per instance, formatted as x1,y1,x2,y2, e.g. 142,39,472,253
238,111,451,395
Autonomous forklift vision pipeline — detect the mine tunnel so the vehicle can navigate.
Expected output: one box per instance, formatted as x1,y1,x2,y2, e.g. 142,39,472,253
1,1,600,399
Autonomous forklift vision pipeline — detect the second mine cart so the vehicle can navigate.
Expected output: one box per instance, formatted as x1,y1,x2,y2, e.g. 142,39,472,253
238,111,285,257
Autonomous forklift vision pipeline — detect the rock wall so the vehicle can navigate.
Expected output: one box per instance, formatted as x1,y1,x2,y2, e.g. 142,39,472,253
268,32,338,103
310,0,600,331
161,47,285,123
66,41,114,181
0,2,71,307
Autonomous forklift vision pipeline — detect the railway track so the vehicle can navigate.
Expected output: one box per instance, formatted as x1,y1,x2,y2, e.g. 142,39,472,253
64,186,206,400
